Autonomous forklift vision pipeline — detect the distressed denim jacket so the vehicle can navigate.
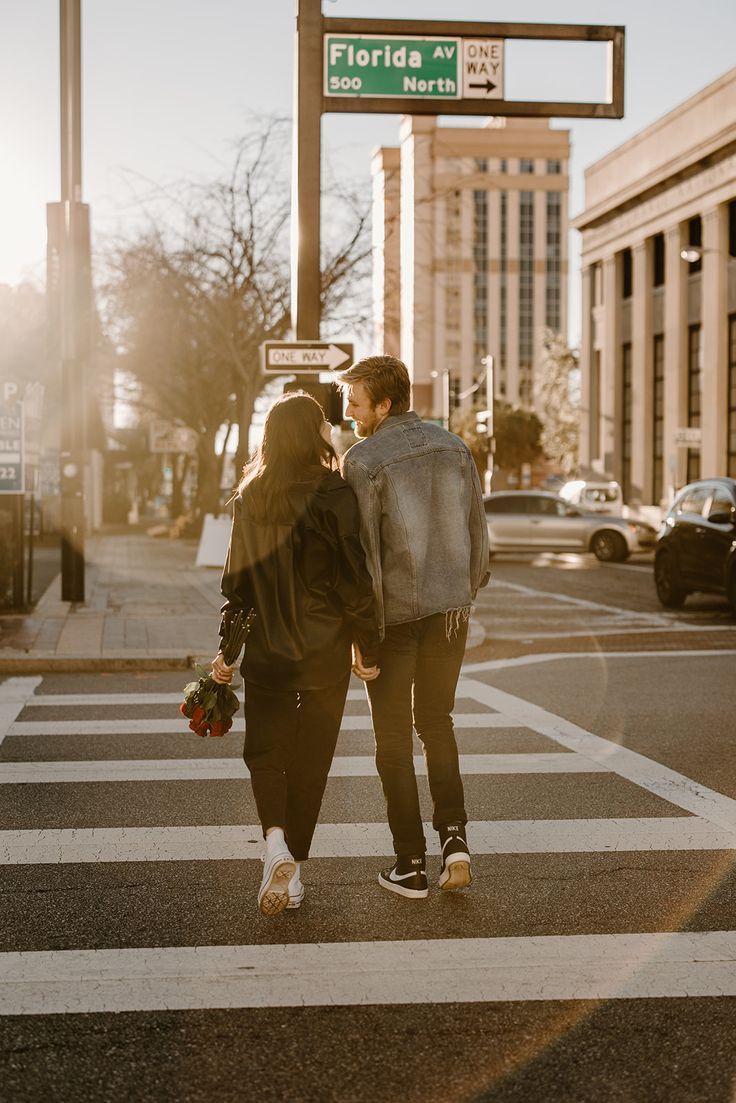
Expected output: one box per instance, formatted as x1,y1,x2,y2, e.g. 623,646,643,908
342,411,490,637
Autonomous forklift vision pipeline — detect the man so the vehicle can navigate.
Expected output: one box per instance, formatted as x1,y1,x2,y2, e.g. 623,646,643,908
338,355,490,898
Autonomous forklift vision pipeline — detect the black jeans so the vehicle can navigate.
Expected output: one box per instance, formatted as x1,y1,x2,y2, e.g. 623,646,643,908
243,674,350,862
366,611,468,856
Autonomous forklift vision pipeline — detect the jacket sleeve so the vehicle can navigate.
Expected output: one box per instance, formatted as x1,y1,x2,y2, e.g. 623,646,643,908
323,485,381,667
219,497,255,642
341,456,385,638
467,450,491,594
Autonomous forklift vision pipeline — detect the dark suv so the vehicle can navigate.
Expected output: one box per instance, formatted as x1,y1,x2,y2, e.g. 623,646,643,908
654,477,736,615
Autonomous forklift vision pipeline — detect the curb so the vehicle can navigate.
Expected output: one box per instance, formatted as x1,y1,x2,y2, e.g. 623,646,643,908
0,654,197,674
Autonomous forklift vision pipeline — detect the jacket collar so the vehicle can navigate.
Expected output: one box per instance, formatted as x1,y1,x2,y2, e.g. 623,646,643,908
374,410,420,435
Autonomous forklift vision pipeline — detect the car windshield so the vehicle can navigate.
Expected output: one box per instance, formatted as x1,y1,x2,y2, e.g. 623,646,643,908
583,487,618,503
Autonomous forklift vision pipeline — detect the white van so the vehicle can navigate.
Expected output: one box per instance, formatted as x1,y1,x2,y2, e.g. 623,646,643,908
559,479,624,515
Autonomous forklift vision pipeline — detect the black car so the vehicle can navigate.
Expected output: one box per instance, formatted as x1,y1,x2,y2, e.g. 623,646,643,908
654,477,736,615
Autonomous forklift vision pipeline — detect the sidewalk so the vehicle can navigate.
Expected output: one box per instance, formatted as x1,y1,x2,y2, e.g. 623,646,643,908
0,531,224,672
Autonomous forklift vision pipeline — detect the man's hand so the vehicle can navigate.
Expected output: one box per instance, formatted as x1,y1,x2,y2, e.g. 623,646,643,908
211,651,235,684
352,643,380,683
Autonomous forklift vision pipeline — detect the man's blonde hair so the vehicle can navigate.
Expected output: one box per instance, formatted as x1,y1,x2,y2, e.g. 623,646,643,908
337,355,411,415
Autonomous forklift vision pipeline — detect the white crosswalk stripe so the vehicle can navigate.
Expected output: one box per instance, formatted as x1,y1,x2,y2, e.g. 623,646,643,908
0,751,605,783
2,664,735,1019
4,931,736,1016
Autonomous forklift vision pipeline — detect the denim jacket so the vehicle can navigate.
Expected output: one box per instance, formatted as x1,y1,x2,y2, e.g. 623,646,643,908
342,412,490,636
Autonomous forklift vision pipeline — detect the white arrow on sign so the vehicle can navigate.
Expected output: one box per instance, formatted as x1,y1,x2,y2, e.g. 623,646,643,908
264,343,353,372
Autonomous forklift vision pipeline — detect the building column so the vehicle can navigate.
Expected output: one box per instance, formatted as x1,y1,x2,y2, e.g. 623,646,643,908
506,189,520,405
630,241,652,505
579,265,593,470
532,186,546,411
663,223,688,496
400,115,436,411
371,147,401,357
701,203,729,476
487,186,501,377
460,173,475,398
600,255,620,476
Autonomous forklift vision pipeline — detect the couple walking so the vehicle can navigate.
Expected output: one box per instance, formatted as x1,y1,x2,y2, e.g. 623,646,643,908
212,356,490,915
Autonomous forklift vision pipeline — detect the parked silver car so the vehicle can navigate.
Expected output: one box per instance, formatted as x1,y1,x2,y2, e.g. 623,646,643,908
484,491,657,562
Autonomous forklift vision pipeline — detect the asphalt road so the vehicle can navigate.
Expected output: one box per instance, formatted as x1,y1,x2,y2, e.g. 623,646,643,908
1,564,736,1103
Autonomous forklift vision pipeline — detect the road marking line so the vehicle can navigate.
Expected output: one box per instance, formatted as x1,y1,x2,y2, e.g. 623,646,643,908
3,931,736,1015
491,580,672,626
6,713,519,736
488,625,736,640
0,678,42,753
0,816,731,866
462,650,736,673
0,752,603,784
461,679,736,836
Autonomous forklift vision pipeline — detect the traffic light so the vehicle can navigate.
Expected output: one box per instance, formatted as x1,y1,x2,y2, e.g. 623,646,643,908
283,380,344,424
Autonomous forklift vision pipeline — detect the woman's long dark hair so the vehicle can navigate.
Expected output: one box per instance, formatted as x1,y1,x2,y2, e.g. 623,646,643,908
238,392,337,523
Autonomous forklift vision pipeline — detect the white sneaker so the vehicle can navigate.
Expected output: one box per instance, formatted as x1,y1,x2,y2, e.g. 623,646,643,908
258,850,296,916
286,866,305,909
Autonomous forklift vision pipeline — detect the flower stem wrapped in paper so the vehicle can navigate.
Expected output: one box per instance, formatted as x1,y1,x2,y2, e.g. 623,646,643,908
180,609,255,737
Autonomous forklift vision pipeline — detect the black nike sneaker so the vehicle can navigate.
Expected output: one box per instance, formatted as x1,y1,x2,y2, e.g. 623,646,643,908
438,824,472,890
378,854,429,899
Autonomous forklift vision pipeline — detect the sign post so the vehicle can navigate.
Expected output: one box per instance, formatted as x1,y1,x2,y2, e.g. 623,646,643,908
293,1,625,346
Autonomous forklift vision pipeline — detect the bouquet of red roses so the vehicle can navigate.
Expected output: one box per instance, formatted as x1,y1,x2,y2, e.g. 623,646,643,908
179,609,255,737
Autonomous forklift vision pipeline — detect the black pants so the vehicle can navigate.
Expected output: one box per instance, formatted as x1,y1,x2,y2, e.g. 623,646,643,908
243,674,350,862
366,611,468,857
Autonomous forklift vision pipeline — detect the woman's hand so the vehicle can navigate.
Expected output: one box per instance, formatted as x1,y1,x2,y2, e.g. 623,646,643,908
352,643,380,683
211,651,235,684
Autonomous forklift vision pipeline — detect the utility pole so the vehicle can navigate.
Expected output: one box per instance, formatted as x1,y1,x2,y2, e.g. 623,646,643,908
58,0,87,601
292,0,323,341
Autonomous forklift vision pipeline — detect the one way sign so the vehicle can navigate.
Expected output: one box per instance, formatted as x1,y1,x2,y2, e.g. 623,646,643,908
261,341,354,374
462,39,504,99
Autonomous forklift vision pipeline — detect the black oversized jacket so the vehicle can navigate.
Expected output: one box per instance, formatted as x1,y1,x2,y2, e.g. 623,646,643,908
219,470,379,690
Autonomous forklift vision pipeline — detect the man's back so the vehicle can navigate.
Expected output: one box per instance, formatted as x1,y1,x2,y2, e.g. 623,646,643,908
343,411,489,629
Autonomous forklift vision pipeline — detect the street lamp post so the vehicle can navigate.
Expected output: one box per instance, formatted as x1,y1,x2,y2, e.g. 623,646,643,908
58,0,87,602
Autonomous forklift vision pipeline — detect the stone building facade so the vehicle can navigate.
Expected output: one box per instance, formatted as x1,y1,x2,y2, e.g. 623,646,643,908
573,68,736,507
372,115,569,418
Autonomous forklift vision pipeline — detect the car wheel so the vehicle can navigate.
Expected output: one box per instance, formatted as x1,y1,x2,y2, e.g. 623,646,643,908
654,551,687,608
591,530,627,562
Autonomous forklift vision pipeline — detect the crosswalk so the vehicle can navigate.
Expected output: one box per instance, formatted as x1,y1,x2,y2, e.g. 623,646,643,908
2,664,736,1021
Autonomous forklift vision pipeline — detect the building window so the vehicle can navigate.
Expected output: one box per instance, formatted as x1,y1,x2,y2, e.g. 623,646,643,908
687,324,702,483
591,350,601,459
473,190,488,366
652,335,665,502
500,191,508,374
653,233,665,287
499,159,507,173
475,158,488,173
622,248,633,299
546,159,562,174
687,216,702,275
622,343,632,502
729,201,736,259
519,159,534,174
519,190,534,404
545,192,561,331
728,315,736,478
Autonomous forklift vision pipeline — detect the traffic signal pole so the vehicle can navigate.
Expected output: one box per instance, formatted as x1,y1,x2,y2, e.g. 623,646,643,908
59,0,86,601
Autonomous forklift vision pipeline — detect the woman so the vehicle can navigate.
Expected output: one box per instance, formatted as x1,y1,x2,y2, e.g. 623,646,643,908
211,392,380,916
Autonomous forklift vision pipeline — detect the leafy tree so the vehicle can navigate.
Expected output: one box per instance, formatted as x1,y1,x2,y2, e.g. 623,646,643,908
493,401,543,480
104,120,371,518
535,329,580,477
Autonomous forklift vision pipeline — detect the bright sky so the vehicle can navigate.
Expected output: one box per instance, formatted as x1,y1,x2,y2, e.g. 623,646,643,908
2,0,735,346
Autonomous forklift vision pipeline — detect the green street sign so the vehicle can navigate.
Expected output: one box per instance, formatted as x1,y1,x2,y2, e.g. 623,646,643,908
324,35,462,99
